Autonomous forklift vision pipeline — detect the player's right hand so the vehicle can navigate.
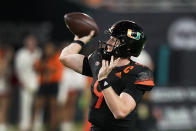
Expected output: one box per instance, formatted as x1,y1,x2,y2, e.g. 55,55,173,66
74,30,95,44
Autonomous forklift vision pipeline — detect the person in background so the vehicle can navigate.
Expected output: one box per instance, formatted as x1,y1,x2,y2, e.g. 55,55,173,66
131,50,154,70
15,34,41,131
131,49,155,131
0,45,14,131
57,67,89,131
33,42,63,131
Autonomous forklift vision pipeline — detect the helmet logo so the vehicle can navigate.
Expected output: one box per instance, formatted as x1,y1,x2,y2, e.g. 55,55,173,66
127,29,141,40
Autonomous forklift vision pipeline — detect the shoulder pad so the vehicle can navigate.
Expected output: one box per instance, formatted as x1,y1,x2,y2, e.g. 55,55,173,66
134,67,154,91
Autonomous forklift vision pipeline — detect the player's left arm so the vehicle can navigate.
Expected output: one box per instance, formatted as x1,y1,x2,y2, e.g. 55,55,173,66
98,58,154,119
101,87,138,119
98,56,134,119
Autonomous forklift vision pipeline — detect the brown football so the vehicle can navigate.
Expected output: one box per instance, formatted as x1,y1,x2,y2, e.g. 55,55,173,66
64,12,99,37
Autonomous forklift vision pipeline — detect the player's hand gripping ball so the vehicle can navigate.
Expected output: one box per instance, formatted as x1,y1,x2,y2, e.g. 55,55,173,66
64,12,99,38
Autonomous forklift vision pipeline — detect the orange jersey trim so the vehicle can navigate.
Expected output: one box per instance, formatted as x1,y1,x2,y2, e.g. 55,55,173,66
115,72,122,78
135,80,155,86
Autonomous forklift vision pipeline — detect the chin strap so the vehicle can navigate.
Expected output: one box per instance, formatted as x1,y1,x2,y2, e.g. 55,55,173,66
98,40,120,61
102,50,112,61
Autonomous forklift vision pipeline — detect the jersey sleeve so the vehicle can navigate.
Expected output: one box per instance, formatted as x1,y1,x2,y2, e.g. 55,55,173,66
122,67,154,103
82,56,93,77
123,85,145,104
134,67,155,91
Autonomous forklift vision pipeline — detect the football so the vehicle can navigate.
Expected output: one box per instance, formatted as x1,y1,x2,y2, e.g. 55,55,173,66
64,12,99,37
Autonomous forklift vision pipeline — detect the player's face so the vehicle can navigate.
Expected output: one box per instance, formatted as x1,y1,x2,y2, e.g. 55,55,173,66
106,36,120,52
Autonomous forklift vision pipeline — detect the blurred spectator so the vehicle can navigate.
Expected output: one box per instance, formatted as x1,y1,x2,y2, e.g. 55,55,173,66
131,50,156,131
82,77,93,131
15,34,41,131
33,42,63,131
57,67,89,131
131,49,154,70
0,45,14,131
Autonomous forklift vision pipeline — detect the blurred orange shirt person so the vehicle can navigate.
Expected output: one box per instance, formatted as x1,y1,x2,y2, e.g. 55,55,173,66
33,42,63,131
36,52,63,85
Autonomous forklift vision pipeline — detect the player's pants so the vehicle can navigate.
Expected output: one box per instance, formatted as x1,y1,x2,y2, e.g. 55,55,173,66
19,88,34,130
90,124,132,131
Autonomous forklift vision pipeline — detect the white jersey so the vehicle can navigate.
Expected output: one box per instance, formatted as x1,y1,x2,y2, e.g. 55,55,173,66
131,50,153,70
60,68,87,89
57,68,87,104
15,47,41,91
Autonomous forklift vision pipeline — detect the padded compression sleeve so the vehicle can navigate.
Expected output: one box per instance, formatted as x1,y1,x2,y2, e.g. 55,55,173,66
82,57,93,77
123,87,145,104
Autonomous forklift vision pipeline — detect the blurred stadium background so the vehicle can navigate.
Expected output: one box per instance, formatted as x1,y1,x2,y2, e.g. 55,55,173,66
0,0,196,131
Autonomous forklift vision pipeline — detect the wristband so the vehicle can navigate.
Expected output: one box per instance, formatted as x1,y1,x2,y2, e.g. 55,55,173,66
99,78,111,90
72,40,85,47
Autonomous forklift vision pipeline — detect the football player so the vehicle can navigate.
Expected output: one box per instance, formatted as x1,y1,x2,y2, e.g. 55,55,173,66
59,20,155,131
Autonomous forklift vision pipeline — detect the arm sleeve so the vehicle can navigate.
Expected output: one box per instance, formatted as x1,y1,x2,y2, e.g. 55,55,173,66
82,57,93,77
122,67,154,103
123,86,145,104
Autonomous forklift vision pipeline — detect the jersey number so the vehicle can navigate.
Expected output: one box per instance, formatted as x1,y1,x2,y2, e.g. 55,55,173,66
93,80,103,109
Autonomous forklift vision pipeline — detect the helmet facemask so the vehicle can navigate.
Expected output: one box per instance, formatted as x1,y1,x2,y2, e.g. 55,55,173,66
98,39,120,61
